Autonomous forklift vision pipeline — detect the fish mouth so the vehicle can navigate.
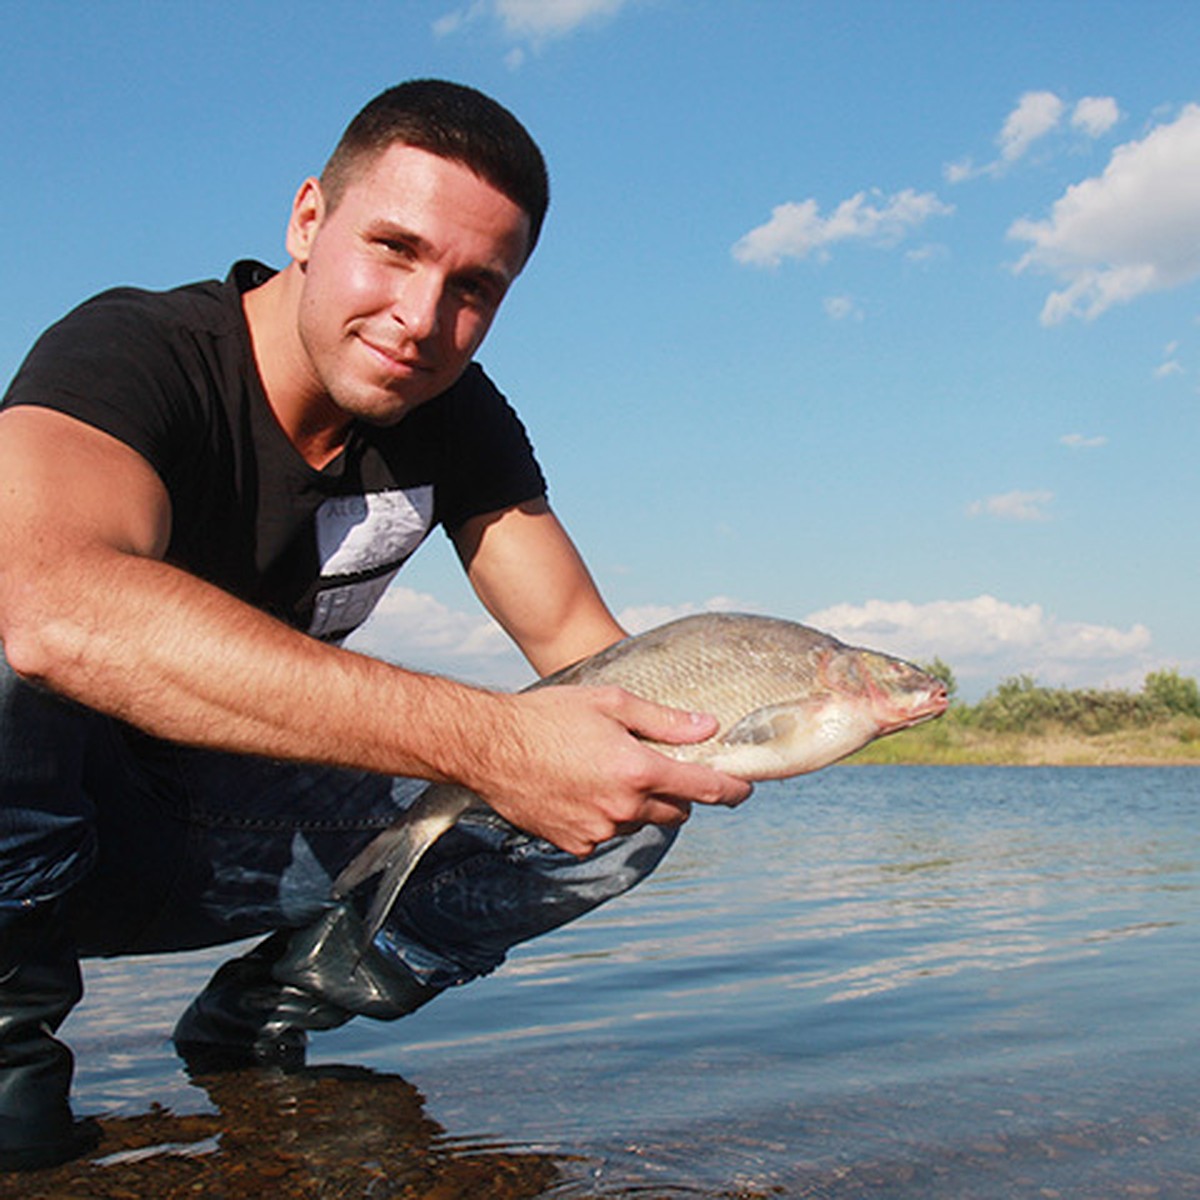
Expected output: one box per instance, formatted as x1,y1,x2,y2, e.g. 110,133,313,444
878,684,950,733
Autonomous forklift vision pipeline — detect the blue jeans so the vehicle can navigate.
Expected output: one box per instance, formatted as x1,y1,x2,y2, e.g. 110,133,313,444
0,652,676,992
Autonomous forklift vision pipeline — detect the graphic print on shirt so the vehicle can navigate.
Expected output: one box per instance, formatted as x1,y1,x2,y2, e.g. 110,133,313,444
308,486,434,640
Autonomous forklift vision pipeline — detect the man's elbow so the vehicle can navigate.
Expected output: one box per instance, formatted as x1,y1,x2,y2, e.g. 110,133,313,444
2,619,55,687
0,585,79,690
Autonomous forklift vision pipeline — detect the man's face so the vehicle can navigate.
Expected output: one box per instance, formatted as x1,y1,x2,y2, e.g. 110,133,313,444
287,143,531,425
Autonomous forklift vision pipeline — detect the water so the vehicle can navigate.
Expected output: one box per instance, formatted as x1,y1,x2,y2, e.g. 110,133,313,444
57,767,1200,1196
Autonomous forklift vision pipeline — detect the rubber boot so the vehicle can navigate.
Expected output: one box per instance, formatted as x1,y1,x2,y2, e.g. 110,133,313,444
0,906,100,1172
173,905,437,1074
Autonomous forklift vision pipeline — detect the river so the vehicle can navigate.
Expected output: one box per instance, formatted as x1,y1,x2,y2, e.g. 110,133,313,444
14,766,1198,1198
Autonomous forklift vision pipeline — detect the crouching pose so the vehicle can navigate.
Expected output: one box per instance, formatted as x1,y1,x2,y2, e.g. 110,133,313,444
0,79,749,1171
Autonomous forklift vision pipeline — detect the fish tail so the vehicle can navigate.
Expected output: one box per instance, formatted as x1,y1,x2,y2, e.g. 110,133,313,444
331,825,408,898
332,785,475,951
359,823,435,949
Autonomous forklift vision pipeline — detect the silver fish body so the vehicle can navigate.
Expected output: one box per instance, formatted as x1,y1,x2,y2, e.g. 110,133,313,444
334,612,947,942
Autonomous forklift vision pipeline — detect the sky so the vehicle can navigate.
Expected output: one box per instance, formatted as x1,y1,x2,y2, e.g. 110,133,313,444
3,0,1198,699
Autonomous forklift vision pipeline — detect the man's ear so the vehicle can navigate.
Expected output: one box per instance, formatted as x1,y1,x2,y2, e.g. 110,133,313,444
285,177,325,265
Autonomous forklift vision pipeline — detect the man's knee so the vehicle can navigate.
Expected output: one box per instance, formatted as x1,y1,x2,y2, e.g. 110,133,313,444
0,659,99,911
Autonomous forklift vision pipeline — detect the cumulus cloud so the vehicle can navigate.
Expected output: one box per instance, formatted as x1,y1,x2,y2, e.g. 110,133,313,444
1071,96,1120,138
967,489,1055,521
345,589,752,688
346,585,529,687
618,596,749,635
1059,432,1107,449
348,584,1158,699
1009,104,1200,324
498,0,628,36
435,0,629,56
946,90,1119,183
804,595,1153,693
999,91,1065,163
732,188,954,268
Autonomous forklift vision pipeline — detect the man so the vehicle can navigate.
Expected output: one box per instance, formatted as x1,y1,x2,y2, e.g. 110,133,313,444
0,80,749,1170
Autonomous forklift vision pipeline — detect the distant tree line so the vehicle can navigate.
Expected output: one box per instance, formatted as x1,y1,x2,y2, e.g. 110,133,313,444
919,659,1200,736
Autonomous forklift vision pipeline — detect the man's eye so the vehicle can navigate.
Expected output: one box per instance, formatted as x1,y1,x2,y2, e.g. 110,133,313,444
382,239,417,261
456,278,495,307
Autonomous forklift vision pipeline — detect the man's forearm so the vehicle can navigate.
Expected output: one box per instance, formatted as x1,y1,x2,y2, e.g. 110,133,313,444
3,541,751,857
2,543,503,784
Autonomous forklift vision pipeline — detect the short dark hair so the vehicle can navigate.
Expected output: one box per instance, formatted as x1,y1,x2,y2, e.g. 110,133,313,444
321,79,550,259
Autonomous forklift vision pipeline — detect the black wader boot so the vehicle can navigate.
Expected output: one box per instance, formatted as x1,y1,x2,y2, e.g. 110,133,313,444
173,905,438,1074
0,905,100,1171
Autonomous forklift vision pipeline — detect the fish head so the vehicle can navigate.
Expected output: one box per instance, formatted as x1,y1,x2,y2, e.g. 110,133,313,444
705,646,946,778
821,647,949,734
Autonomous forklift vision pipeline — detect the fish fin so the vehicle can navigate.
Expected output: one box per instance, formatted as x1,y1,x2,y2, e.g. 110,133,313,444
721,704,802,747
332,784,477,951
332,825,411,898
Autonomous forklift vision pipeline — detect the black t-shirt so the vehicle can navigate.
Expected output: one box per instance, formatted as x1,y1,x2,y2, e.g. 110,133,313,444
1,261,547,641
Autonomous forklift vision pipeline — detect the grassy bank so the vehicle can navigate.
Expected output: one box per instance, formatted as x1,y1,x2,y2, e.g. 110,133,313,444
850,710,1200,766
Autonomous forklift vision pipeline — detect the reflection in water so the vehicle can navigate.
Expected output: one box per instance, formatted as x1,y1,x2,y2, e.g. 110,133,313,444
0,1063,562,1200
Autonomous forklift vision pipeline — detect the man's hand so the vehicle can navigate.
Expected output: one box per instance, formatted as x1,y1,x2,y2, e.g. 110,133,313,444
457,684,753,857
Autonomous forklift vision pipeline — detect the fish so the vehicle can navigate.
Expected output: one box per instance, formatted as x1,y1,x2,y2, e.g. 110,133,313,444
333,612,948,945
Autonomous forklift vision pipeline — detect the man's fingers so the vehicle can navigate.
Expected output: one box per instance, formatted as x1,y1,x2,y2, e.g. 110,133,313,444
593,687,720,746
484,684,754,857
586,686,754,809
632,796,693,830
649,752,753,809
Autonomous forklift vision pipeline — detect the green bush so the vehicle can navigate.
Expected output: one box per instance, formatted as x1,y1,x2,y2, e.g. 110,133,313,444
1143,668,1200,718
938,665,1200,736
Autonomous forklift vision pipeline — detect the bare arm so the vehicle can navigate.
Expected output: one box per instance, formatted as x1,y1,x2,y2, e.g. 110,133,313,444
453,498,626,675
453,500,753,849
0,407,502,778
0,409,748,854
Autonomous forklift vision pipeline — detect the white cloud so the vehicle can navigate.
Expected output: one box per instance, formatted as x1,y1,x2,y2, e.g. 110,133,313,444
732,188,954,268
823,294,863,321
1009,105,1200,324
804,595,1153,692
1071,96,1120,138
618,596,750,636
943,158,976,185
348,585,1160,701
435,0,630,51
1059,432,1107,449
946,90,1119,183
346,585,529,687
345,589,752,689
496,0,628,37
999,90,1065,163
905,242,949,266
966,489,1055,521
1155,339,1185,378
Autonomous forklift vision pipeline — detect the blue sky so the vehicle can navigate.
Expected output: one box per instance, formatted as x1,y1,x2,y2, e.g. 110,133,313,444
3,0,1198,698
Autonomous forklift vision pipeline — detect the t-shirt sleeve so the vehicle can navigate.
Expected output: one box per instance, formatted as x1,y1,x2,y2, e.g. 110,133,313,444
432,364,548,533
1,290,202,485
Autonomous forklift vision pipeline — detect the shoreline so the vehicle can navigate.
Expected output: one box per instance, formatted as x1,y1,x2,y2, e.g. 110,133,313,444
847,758,1200,767
847,718,1200,768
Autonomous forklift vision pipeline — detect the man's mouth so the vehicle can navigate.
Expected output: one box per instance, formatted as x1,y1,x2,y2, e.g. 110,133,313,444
358,335,434,376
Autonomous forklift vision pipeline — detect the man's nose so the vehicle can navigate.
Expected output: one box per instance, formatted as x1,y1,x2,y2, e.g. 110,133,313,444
391,271,442,341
